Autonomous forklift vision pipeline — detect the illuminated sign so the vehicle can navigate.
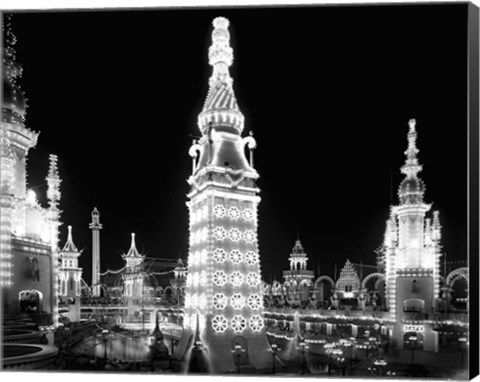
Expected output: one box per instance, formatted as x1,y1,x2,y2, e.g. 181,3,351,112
403,324,424,333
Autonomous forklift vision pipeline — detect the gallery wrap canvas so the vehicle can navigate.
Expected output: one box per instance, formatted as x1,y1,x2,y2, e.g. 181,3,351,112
1,2,478,381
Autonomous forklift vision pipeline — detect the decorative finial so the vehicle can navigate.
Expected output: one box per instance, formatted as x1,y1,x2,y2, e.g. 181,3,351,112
208,17,233,88
408,118,416,132
68,225,72,237
131,232,136,247
401,118,422,178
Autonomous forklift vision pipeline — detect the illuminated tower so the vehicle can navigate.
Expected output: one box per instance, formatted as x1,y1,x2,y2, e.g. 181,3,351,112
89,207,102,296
58,225,82,322
384,119,442,352
121,233,145,319
184,17,270,372
283,238,314,287
46,154,62,326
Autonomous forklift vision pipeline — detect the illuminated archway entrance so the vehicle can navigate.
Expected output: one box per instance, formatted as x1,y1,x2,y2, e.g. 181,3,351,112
19,290,43,313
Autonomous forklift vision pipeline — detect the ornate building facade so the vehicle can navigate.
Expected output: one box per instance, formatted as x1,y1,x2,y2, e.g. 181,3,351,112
1,19,61,326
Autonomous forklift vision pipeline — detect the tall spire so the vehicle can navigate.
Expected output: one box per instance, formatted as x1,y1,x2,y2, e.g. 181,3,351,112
198,17,244,136
398,119,426,204
62,225,78,252
125,233,141,258
400,119,422,179
46,154,61,207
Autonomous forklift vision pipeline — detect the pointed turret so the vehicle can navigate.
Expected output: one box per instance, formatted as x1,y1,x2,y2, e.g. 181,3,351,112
398,119,426,205
122,233,144,272
62,225,78,253
198,17,244,136
46,154,61,208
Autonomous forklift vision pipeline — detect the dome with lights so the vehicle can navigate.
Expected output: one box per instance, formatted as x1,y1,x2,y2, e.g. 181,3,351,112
399,176,425,197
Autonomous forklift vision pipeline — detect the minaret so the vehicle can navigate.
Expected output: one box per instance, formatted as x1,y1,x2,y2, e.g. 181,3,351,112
89,207,102,296
46,154,62,327
58,225,82,321
385,119,442,352
184,17,270,372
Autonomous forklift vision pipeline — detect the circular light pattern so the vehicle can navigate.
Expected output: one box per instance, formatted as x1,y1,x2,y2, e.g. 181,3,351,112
199,294,207,309
184,294,191,308
230,271,244,286
200,249,208,264
247,294,262,310
212,315,228,333
231,315,247,333
190,233,196,246
242,208,254,222
214,227,227,241
249,315,264,332
246,272,260,287
244,230,256,244
245,251,258,265
228,228,241,242
214,205,226,218
186,274,192,287
229,249,243,264
200,271,207,286
230,293,245,310
228,206,241,220
213,293,228,310
213,248,227,263
193,272,200,287
213,270,227,286
191,293,198,308
183,313,190,329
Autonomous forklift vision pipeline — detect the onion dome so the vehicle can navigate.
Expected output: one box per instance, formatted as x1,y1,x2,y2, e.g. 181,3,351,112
197,17,245,135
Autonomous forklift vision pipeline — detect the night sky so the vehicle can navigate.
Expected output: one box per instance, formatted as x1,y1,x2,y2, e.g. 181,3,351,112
6,3,468,284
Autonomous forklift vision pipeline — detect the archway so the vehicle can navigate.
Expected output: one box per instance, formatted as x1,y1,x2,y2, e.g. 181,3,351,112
314,275,334,302
19,290,43,313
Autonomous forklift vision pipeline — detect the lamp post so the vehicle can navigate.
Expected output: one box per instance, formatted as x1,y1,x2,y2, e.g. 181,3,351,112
409,335,417,365
324,343,334,375
101,329,109,360
231,344,245,374
148,336,155,372
269,343,280,375
458,337,467,368
298,340,309,375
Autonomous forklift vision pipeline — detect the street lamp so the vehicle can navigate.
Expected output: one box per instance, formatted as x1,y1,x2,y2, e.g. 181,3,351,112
101,329,109,360
374,358,387,376
297,340,309,375
268,343,281,375
231,344,245,374
324,343,334,375
408,335,417,365
148,335,155,372
459,337,467,368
